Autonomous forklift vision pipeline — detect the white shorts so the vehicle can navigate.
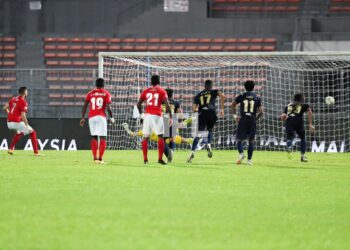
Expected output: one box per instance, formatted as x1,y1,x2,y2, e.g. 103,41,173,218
7,122,33,135
142,114,164,137
89,115,107,136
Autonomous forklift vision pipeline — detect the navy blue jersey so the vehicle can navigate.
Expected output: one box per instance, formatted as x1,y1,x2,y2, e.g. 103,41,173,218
162,98,180,114
235,92,262,118
194,89,219,113
284,102,309,123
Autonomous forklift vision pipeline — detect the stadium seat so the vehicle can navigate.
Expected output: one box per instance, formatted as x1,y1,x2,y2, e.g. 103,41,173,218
135,45,147,51
135,38,147,43
122,38,135,43
83,38,95,43
148,38,161,43
56,38,69,43
159,45,172,51
147,45,159,51
57,45,69,50
160,38,173,43
70,38,83,43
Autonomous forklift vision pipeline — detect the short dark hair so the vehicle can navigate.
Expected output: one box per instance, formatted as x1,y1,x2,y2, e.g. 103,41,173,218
165,88,173,98
95,78,104,88
294,93,304,102
205,79,212,89
244,80,255,91
151,75,160,85
18,86,27,95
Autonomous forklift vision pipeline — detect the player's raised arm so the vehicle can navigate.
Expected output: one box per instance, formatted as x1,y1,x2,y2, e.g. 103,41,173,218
3,103,9,114
307,107,315,133
80,100,89,127
218,91,225,117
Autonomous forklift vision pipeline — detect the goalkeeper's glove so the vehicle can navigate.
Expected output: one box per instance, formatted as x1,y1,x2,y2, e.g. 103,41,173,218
109,117,115,124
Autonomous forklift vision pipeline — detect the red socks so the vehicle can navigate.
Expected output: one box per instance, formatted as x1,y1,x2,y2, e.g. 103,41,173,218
158,138,165,161
30,130,39,154
10,133,24,150
99,139,106,161
142,139,148,161
91,138,98,160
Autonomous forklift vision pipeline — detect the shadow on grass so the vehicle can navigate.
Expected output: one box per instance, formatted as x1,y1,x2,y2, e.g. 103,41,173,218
262,164,321,170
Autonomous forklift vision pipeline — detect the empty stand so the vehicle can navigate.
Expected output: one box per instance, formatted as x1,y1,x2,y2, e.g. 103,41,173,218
211,0,302,14
43,36,277,68
329,0,350,12
0,37,17,68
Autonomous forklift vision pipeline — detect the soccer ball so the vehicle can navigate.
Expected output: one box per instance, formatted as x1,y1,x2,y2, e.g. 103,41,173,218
174,135,182,145
325,96,335,105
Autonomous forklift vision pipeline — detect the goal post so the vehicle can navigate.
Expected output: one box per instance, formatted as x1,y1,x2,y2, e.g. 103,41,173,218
98,52,350,153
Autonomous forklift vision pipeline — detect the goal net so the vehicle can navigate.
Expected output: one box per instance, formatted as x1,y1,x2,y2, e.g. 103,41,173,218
99,52,350,153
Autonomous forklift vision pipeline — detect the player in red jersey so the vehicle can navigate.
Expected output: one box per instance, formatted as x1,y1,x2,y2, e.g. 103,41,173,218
80,78,114,164
2,87,41,156
136,75,172,165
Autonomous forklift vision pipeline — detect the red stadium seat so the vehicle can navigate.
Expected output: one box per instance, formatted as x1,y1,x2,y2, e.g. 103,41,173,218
72,61,86,66
83,38,95,43
236,45,249,51
57,45,69,50
44,53,56,58
135,45,147,51
135,38,147,43
70,38,83,43
4,45,16,51
174,38,186,43
95,45,108,50
263,38,277,43
46,61,59,66
86,61,98,67
160,38,173,43
3,37,16,43
262,45,276,51
199,38,212,43
69,53,82,58
57,53,69,58
147,45,159,51
159,45,171,51
96,38,108,43
212,38,225,43
224,38,237,43
3,53,16,59
224,45,237,51
237,38,251,43
184,45,197,51
121,45,134,51
197,45,210,51
59,61,72,66
70,45,82,50
251,38,264,43
82,45,94,50
44,37,57,43
108,45,121,51
122,38,135,43
187,38,200,43
109,38,121,43
148,38,161,43
171,45,185,51
56,38,69,43
210,45,223,51
82,53,95,58
249,45,263,51
44,45,56,50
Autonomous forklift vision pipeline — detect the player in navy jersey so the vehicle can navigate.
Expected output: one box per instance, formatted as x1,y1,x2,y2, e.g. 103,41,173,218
162,88,182,162
280,93,315,162
187,80,225,163
231,80,263,165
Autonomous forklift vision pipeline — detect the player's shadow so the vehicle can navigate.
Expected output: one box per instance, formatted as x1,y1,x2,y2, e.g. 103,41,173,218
263,164,321,170
173,164,223,171
107,162,161,168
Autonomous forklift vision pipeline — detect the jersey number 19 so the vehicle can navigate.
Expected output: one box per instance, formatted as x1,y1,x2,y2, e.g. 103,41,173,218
91,97,104,110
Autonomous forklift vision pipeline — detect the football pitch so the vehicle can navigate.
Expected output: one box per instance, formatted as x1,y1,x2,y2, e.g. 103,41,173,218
0,150,349,250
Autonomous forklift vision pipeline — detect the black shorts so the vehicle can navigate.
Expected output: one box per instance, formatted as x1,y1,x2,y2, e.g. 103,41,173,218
285,121,305,140
236,116,256,141
198,110,217,132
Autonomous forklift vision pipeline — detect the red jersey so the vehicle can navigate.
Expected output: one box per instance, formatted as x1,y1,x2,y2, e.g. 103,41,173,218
140,86,168,116
85,88,112,118
7,96,28,122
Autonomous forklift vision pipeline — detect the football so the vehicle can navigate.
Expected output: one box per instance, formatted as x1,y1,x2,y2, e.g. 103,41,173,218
325,96,335,105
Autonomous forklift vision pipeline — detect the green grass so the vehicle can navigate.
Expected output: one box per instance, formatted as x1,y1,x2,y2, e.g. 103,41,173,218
0,150,349,250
